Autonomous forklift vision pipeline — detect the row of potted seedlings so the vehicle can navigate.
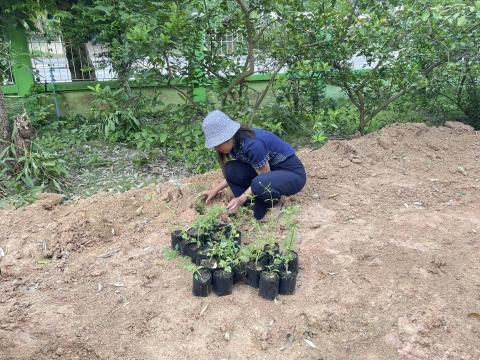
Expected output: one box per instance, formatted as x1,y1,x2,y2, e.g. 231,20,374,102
171,221,241,297
243,242,298,300
170,206,300,301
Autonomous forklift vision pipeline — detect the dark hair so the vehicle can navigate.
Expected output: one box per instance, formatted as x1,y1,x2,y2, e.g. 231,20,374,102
216,124,255,172
234,124,255,141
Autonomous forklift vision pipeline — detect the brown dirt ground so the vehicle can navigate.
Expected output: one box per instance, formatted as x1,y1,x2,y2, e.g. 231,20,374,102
1,122,479,360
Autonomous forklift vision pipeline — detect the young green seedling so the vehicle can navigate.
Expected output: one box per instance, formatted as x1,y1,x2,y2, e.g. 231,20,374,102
163,247,179,260
183,258,203,277
190,204,227,243
279,205,300,273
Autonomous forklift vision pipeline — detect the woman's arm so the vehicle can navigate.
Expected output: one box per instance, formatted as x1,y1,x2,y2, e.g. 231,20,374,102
214,179,229,192
226,162,271,213
204,161,269,207
202,179,228,204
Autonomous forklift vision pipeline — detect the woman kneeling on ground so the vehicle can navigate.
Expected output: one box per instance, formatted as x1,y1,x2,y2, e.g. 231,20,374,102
201,110,307,220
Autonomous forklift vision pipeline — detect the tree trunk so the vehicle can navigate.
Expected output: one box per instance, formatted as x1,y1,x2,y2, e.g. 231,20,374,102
10,112,34,161
118,64,132,95
220,0,255,109
0,90,10,147
359,108,366,135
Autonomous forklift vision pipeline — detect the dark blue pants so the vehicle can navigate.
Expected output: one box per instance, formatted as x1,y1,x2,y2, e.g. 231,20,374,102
225,155,306,220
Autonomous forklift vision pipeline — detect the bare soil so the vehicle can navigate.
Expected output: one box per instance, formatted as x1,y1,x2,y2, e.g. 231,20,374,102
1,122,479,360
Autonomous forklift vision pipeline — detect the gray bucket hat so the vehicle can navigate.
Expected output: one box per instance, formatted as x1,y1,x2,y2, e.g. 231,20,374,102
202,110,241,148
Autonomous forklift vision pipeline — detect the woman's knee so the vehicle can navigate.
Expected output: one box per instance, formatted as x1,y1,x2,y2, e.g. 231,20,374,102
224,161,235,182
225,160,256,185
250,176,264,195
295,173,307,193
251,176,277,200
224,160,244,181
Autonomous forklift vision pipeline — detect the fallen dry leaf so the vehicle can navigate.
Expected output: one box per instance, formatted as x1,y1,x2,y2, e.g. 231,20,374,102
467,313,480,321
304,338,319,350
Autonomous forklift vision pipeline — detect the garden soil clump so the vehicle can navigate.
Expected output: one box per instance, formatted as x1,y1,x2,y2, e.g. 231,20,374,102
0,122,479,359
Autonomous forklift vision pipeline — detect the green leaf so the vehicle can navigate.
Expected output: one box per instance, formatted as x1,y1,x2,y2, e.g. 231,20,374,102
159,133,168,143
95,5,114,15
421,12,430,21
37,258,51,265
163,247,179,260
0,146,10,159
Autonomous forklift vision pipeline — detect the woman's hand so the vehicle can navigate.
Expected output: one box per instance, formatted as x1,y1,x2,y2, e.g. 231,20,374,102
201,189,218,204
201,180,229,204
226,195,247,214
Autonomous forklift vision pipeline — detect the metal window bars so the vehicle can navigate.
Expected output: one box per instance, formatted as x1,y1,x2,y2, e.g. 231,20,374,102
219,34,244,56
25,33,278,85
28,35,117,83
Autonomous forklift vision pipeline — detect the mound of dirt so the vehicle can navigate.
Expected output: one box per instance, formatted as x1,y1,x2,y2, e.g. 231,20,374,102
1,122,479,360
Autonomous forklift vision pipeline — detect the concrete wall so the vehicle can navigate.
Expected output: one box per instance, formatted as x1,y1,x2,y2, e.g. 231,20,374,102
5,81,346,120
55,86,187,116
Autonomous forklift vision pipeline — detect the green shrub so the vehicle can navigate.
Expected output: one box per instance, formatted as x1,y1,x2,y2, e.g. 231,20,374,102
23,89,55,128
0,137,68,208
87,84,215,173
88,84,141,142
156,105,215,174
130,126,161,151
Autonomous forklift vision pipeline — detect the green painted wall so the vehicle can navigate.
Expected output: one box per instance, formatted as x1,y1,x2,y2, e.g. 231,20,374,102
53,86,187,116
5,81,346,119
4,96,23,117
8,25,35,96
55,91,95,116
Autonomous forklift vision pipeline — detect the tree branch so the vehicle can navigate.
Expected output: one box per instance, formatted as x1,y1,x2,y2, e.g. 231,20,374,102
341,82,360,109
254,18,275,44
367,49,470,122
164,54,205,115
338,0,359,45
456,71,467,110
249,60,286,122
221,0,255,107
368,86,410,121
354,59,383,93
